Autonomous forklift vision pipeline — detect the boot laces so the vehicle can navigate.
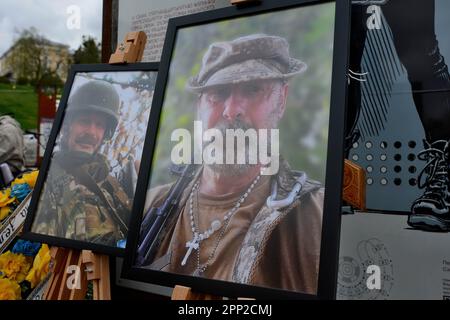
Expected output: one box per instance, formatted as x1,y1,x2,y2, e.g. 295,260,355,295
417,140,449,197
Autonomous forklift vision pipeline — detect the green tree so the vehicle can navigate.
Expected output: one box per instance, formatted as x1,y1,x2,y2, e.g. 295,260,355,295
6,28,45,84
73,36,101,64
5,27,69,88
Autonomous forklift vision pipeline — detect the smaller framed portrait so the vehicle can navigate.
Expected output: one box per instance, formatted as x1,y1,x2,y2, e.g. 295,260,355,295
122,0,350,299
22,63,159,256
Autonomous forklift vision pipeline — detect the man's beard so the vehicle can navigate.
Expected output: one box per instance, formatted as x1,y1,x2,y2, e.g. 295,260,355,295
203,118,276,177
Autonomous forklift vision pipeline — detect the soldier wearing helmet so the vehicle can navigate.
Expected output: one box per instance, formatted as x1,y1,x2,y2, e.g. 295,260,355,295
137,34,324,294
63,80,120,150
32,80,131,246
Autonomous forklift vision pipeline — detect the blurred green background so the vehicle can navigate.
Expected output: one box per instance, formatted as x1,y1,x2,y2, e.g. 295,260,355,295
0,83,37,131
149,2,335,187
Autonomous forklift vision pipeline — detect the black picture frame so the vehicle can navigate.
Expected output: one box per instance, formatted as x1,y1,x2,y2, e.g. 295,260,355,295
22,62,159,256
122,0,350,299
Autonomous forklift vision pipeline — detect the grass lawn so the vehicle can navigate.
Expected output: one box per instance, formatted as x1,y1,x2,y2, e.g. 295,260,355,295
0,83,38,131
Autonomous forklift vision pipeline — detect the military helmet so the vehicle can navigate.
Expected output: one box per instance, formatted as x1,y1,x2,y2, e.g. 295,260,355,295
66,80,120,140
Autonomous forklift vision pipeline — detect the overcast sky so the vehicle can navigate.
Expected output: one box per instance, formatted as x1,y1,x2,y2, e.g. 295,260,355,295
0,0,102,55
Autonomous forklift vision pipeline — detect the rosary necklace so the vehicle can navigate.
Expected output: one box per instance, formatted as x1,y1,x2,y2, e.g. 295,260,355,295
181,174,262,274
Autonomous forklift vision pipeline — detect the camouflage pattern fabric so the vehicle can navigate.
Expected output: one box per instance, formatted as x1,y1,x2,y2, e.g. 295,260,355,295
32,151,131,246
186,34,307,92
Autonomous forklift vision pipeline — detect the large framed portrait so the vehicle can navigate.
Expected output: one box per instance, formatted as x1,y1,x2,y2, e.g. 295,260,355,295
123,0,350,299
22,63,158,256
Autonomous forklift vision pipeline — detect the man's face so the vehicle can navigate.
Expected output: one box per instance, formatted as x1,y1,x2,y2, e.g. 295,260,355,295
66,113,107,154
197,79,288,131
197,79,288,175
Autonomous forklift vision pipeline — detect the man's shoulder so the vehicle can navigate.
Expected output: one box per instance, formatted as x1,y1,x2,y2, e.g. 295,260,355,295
304,177,324,199
279,165,323,200
278,164,324,222
287,178,324,231
302,182,325,205
144,182,175,213
45,156,94,193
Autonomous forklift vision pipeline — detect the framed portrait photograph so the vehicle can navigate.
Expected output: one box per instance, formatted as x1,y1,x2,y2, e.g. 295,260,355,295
123,0,350,299
22,63,159,256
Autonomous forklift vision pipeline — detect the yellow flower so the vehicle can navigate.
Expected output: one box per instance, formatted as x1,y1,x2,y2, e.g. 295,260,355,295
0,278,21,300
0,251,32,282
19,170,39,188
10,177,26,186
0,206,11,222
25,244,51,288
0,189,15,207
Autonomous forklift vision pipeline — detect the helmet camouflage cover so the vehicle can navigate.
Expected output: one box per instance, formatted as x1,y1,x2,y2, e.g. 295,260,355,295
66,80,120,140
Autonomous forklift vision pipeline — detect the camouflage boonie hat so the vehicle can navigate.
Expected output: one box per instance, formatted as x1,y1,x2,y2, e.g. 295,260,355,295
186,34,307,92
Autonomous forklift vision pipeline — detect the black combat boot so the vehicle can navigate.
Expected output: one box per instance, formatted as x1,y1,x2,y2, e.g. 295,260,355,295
408,140,450,231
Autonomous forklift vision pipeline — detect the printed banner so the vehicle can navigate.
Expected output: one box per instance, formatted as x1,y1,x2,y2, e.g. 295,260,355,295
0,193,32,253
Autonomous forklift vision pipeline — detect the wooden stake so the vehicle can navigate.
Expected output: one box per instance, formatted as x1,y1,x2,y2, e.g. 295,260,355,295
82,250,111,300
343,159,366,210
44,247,68,300
171,285,253,300
109,31,147,64
57,249,81,300
43,248,110,300
68,252,88,300
172,285,221,300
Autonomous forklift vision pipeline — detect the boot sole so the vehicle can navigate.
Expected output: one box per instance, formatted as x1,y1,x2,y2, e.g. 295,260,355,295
408,214,450,232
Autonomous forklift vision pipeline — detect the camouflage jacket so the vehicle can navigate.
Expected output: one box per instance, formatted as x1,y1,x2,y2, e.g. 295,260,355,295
32,151,132,246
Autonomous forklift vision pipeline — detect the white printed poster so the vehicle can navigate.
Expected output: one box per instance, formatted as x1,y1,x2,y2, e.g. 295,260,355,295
118,0,230,62
338,0,450,300
338,213,450,300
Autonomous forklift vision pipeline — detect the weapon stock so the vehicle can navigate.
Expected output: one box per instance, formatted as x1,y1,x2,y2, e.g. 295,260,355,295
136,164,197,266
